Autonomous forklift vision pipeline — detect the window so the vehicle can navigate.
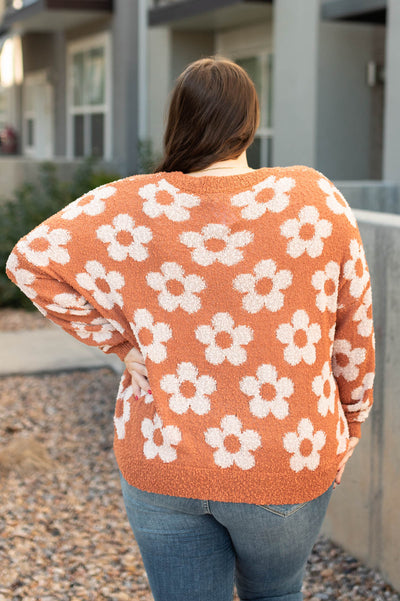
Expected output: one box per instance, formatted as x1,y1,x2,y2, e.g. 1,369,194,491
67,33,111,160
235,53,274,168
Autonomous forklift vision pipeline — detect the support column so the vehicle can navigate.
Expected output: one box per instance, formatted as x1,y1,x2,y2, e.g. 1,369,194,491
112,0,140,176
382,0,400,184
272,0,320,167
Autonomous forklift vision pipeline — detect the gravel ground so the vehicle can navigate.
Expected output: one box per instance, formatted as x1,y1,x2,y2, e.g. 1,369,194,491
0,308,51,332
1,328,399,600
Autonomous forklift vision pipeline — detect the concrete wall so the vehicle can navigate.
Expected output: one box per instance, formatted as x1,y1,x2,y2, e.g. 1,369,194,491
171,30,214,82
317,21,385,181
321,207,400,593
215,21,273,57
147,26,172,156
335,180,400,213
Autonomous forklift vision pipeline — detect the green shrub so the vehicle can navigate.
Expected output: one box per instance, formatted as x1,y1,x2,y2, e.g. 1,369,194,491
0,157,121,310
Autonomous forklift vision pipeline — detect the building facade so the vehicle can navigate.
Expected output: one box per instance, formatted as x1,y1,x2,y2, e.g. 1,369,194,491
0,0,398,194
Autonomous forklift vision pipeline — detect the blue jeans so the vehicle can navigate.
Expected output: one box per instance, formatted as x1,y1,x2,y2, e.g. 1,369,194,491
119,471,334,601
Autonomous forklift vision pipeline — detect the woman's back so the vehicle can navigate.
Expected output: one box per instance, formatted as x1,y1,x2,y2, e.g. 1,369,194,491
7,164,374,504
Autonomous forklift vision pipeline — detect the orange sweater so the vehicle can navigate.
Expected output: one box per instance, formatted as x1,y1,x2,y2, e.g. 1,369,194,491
6,166,375,504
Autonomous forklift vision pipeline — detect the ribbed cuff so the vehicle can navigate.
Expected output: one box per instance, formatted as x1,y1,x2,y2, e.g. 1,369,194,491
348,421,362,438
104,340,136,361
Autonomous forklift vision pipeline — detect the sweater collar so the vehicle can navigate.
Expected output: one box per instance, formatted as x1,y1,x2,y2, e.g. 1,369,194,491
155,167,277,194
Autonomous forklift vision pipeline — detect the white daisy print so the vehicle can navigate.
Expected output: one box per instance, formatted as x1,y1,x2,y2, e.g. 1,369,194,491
195,312,253,366
160,362,216,415
114,383,133,440
96,214,152,262
141,413,181,463
311,261,340,312
353,286,373,337
46,292,94,316
71,317,115,344
130,308,172,363
233,259,292,314
240,364,293,420
6,254,37,300
231,175,296,219
336,403,350,455
276,310,321,366
332,339,366,382
76,261,124,310
312,361,336,417
17,224,71,267
348,372,374,422
180,223,253,267
146,262,206,314
343,240,369,299
283,418,326,473
317,177,357,228
205,415,261,470
61,185,116,220
281,206,332,259
139,178,200,222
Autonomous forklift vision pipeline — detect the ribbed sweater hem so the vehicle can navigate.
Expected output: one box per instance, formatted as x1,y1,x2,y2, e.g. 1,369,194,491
114,447,337,506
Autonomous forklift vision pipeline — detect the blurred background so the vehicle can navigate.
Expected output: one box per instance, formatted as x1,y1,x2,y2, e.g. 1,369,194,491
0,0,399,597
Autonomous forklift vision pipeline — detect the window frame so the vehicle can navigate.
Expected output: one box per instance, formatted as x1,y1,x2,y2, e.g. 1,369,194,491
66,31,112,161
232,50,274,168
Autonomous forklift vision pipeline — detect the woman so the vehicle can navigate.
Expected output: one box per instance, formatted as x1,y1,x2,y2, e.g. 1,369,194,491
7,57,375,601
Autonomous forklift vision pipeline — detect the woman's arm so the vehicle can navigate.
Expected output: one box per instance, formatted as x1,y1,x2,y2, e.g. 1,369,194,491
5,183,139,362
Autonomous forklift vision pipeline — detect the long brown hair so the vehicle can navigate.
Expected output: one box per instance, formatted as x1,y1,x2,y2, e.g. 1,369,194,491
154,56,260,174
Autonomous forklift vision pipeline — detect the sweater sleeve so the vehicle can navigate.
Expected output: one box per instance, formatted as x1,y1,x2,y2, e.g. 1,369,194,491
5,185,139,362
332,224,375,439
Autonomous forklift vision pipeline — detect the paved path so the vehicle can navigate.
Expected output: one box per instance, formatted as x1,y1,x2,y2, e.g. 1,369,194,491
0,324,124,377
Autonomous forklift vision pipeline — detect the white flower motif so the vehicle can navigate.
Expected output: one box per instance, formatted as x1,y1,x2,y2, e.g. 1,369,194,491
233,259,292,314
353,286,373,337
71,317,115,343
332,339,366,382
17,224,70,267
317,177,357,228
146,262,206,314
61,185,116,220
283,418,326,473
312,361,336,417
160,362,216,415
348,372,374,422
46,293,94,316
281,206,332,259
141,413,181,463
114,382,133,440
96,214,152,262
231,175,295,219
180,223,253,267
205,415,261,470
343,240,369,299
240,364,293,420
76,261,124,310
336,402,350,455
130,308,172,363
6,253,37,300
139,178,200,222
195,312,253,366
311,261,340,312
276,310,321,366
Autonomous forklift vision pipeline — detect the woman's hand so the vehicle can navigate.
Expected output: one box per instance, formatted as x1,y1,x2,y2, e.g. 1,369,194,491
334,436,360,489
124,347,150,398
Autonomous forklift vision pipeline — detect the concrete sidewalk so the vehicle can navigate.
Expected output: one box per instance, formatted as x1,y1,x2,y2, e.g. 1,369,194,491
0,324,124,377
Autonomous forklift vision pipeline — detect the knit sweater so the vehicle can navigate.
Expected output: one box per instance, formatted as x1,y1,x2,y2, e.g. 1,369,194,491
6,165,375,504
